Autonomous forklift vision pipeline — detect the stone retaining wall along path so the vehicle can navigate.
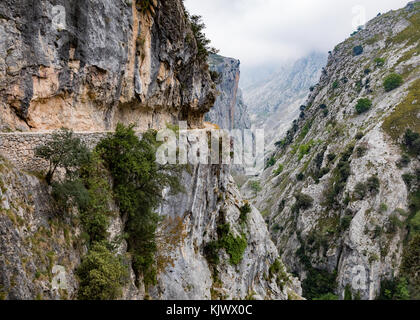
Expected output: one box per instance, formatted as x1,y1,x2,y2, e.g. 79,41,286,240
0,131,113,172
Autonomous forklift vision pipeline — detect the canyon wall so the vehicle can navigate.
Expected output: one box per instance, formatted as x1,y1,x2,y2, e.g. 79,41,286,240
244,2,420,300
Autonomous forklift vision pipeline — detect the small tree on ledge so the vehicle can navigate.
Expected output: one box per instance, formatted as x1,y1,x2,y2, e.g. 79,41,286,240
35,128,90,184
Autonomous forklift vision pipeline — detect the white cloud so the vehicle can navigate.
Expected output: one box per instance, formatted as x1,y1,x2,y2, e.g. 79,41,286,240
184,0,410,67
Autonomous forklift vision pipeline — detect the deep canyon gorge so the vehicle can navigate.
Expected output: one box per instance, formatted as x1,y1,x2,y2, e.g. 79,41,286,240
0,0,419,301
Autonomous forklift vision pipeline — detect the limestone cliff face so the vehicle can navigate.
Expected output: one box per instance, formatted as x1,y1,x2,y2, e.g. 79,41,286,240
0,0,216,132
243,2,420,300
0,156,82,300
205,55,251,130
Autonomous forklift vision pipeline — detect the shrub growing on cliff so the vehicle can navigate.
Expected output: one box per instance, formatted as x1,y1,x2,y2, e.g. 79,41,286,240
374,57,386,67
298,140,315,161
355,132,364,140
296,172,305,181
209,70,221,84
355,98,372,114
303,268,337,300
249,180,262,194
340,215,353,231
204,223,247,267
78,152,114,244
397,154,411,168
403,129,420,156
35,128,90,184
353,45,363,56
292,193,314,213
313,293,339,300
273,164,284,176
268,259,290,290
220,232,247,266
266,157,276,168
353,182,367,200
378,277,410,300
353,176,380,201
356,145,368,158
239,203,251,226
367,176,380,195
188,14,218,61
344,284,353,300
400,234,420,299
96,124,180,287
323,144,354,208
383,73,403,92
51,179,90,212
77,242,128,300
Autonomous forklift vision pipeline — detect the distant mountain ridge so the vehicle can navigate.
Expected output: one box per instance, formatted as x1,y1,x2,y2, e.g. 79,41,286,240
241,52,327,150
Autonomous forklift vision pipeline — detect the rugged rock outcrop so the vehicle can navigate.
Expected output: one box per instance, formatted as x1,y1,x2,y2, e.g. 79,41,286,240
0,0,216,132
205,54,251,130
244,2,420,300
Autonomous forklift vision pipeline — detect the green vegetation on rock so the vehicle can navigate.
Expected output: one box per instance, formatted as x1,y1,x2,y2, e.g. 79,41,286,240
239,203,251,226
35,125,181,295
403,129,420,156
249,180,262,194
383,73,403,92
297,244,338,300
378,277,410,300
188,14,218,61
374,57,386,67
323,144,354,209
268,259,290,290
204,223,247,267
76,242,128,300
382,79,420,142
273,164,284,176
353,45,363,56
292,193,314,213
97,124,181,287
355,98,372,114
266,157,276,168
35,128,90,185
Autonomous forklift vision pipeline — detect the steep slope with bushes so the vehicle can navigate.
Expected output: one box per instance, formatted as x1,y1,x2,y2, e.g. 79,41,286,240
245,1,420,300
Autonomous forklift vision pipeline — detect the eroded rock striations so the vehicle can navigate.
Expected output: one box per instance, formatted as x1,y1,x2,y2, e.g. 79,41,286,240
244,2,420,300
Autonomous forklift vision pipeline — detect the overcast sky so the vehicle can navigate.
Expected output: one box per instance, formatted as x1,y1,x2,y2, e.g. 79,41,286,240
184,0,409,67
